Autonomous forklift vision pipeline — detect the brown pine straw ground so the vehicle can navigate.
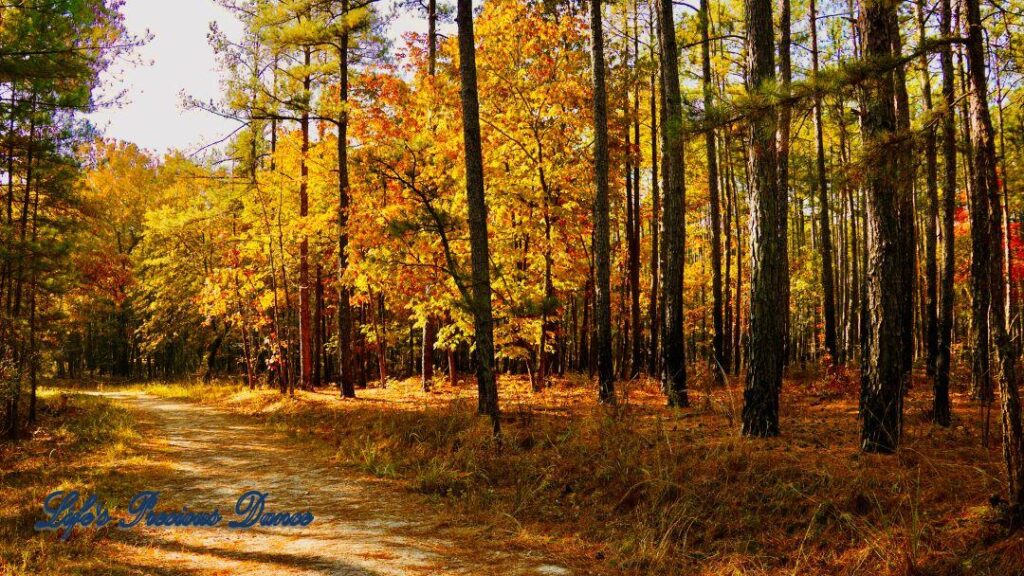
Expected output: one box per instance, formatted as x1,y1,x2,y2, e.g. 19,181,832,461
4,365,1024,575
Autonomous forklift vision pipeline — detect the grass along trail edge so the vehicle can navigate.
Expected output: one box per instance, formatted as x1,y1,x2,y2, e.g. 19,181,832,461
111,374,1024,575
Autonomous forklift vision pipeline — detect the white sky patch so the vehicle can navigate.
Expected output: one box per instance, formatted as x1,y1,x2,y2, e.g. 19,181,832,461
87,0,244,155
87,0,444,156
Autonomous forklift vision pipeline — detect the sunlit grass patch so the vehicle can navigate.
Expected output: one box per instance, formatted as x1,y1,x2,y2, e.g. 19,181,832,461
142,378,246,403
0,390,158,575
122,374,1021,575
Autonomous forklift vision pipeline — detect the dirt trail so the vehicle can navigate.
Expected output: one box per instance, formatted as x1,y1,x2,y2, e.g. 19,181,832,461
86,390,570,576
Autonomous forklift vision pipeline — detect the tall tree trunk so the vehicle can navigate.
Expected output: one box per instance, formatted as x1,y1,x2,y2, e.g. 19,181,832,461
1,83,15,336
337,4,356,399
26,168,39,424
376,292,388,387
448,345,457,387
298,47,313,392
629,1,643,379
591,0,615,403
647,4,660,377
993,42,1015,346
539,209,555,389
315,264,325,387
235,267,256,390
963,0,1024,515
777,0,792,368
622,25,637,380
837,97,860,363
427,0,437,77
859,0,909,453
657,0,687,407
933,0,955,427
811,0,837,362
421,0,440,395
741,0,784,436
456,0,500,434
954,9,989,406
700,0,724,384
893,25,916,382
917,2,939,379
722,128,734,371
733,135,744,375
422,314,435,391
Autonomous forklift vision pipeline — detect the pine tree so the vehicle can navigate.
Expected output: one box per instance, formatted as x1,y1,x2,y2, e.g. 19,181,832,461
859,0,911,453
657,0,687,408
455,0,500,434
741,0,784,436
590,0,614,403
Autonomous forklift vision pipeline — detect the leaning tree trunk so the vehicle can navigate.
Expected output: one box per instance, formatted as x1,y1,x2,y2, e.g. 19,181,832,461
656,0,687,407
456,0,500,434
740,0,784,436
859,0,910,454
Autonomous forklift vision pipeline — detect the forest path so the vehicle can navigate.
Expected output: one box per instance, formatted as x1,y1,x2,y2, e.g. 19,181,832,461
87,390,570,576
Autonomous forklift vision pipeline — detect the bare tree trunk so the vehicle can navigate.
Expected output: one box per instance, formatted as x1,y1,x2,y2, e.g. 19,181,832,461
963,0,1024,516
933,0,955,426
337,3,355,398
235,267,256,390
298,46,313,392
622,21,637,380
741,0,784,436
422,314,435,391
723,129,734,371
700,0,724,384
859,0,910,453
629,1,643,379
456,0,500,434
837,97,860,363
810,0,837,362
420,0,440,395
590,0,615,403
427,0,436,76
647,3,660,378
733,136,744,376
917,2,939,379
657,0,687,407
893,25,916,383
27,168,39,424
313,264,323,388
777,0,792,368
539,202,556,388
376,292,388,387
448,348,457,387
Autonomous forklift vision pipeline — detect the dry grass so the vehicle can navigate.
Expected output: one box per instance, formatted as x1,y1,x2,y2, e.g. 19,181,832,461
0,389,173,575
102,369,1024,576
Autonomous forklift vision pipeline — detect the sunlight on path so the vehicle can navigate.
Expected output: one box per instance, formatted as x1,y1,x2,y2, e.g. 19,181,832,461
86,391,566,576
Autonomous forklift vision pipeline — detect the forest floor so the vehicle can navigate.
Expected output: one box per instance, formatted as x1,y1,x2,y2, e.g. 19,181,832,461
0,386,571,575
4,369,1024,575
